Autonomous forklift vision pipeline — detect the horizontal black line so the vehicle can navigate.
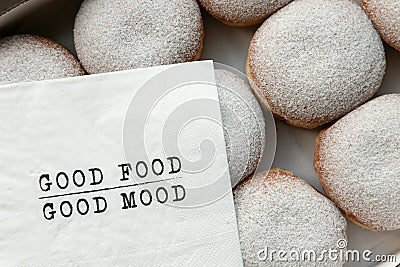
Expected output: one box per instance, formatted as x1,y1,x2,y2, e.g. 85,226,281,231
38,177,180,200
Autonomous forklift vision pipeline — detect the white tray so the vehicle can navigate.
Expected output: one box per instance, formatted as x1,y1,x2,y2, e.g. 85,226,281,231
4,0,400,266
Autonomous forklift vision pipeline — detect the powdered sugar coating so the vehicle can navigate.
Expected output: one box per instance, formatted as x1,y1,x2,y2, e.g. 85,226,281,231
234,169,347,266
315,94,400,231
74,0,204,74
362,0,400,52
215,69,265,188
198,0,293,26
0,34,84,85
247,0,386,129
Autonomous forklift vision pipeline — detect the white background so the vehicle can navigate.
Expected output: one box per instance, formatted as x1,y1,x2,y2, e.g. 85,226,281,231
2,0,400,266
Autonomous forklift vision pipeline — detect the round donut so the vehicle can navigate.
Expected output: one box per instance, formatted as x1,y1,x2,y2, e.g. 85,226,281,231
0,34,84,85
198,0,293,26
361,0,400,52
215,68,265,187
314,94,400,231
234,168,347,266
246,0,386,129
74,0,204,74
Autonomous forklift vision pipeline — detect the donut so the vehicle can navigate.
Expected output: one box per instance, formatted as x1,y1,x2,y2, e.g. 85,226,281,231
246,0,386,129
314,94,400,232
234,168,347,266
361,0,400,52
198,0,293,26
215,68,265,187
74,0,204,74
0,34,84,85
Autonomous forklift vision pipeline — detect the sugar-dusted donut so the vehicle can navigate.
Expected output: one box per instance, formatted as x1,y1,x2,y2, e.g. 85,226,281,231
361,0,400,52
74,0,204,74
246,0,386,129
234,168,347,266
315,94,400,231
215,68,265,187
0,34,84,85
198,0,293,26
